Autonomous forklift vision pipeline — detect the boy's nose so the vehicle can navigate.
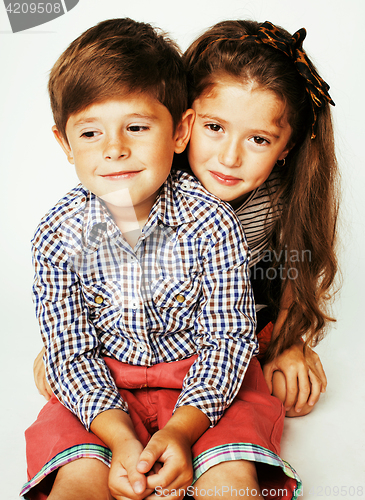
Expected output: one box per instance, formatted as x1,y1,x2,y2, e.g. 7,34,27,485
218,139,242,168
104,138,130,161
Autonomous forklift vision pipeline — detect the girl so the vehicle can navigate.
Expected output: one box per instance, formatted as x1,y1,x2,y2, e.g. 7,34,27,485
182,19,339,416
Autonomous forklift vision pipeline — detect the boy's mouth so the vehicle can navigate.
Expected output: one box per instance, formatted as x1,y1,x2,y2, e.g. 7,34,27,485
209,170,241,186
101,170,142,180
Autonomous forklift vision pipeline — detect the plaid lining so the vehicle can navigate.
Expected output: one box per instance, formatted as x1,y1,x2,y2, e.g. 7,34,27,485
20,444,111,497
193,443,302,498
32,170,257,430
21,442,301,498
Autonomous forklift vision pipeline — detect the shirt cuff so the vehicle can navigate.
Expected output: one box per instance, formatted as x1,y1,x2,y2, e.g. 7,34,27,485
76,388,129,430
174,383,226,427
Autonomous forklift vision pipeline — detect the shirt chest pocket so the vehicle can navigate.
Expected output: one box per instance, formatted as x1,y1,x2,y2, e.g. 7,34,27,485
82,282,122,316
152,275,202,309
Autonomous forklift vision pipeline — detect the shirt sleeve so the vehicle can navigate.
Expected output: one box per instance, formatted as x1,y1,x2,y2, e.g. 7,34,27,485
32,230,127,430
174,208,258,426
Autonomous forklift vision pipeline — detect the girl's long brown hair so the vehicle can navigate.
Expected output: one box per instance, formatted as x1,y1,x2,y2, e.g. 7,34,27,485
184,20,339,360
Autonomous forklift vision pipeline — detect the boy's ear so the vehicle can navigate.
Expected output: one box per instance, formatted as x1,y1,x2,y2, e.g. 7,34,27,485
52,125,74,165
174,109,195,154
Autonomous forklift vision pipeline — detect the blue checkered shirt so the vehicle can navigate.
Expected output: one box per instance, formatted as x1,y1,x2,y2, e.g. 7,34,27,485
32,170,257,430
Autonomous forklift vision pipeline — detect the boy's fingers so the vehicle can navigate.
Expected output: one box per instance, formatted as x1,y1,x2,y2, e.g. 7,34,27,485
127,463,148,495
146,463,193,498
137,442,163,474
145,458,179,490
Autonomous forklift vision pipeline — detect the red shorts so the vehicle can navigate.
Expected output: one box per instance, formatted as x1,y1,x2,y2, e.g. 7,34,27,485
21,355,301,499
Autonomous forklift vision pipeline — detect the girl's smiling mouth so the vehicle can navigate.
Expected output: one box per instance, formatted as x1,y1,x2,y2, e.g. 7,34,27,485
209,170,242,186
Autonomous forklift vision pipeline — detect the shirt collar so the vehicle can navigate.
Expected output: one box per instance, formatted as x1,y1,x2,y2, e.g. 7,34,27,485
82,192,119,250
146,171,197,231
82,170,198,250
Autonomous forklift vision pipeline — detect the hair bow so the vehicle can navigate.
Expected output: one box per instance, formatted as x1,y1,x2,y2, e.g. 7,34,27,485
200,21,335,139
253,21,335,138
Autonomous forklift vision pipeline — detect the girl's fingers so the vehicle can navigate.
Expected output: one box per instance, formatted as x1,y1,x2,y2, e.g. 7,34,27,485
306,369,323,408
293,365,311,411
262,362,275,393
282,367,303,410
313,357,327,391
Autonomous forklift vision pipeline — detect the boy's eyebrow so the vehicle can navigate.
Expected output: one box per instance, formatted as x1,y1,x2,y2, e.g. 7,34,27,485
73,113,160,127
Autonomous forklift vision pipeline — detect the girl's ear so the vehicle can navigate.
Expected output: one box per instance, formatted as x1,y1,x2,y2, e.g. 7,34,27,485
52,126,74,164
174,109,195,154
278,140,295,161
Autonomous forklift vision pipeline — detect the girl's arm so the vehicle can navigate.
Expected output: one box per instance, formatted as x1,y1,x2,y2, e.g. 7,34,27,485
33,346,52,400
263,285,327,415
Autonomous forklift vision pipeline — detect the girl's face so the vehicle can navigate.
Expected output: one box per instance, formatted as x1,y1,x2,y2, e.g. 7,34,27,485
188,78,292,208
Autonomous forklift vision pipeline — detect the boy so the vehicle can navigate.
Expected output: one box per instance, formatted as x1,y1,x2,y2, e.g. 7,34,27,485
22,18,282,500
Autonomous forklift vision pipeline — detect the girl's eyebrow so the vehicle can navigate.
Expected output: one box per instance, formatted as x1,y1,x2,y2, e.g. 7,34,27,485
198,112,281,139
197,112,228,125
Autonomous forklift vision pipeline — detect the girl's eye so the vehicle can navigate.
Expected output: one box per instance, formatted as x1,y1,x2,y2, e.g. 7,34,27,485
206,123,223,133
251,136,269,145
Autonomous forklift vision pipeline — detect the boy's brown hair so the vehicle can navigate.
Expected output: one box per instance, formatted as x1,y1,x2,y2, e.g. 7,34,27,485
49,18,187,140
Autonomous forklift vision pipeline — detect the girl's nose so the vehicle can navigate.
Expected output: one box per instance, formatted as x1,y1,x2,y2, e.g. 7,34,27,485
218,139,242,168
104,136,130,161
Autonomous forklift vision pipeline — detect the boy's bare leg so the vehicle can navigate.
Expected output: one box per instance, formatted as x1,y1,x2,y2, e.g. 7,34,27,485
192,460,261,498
48,458,115,500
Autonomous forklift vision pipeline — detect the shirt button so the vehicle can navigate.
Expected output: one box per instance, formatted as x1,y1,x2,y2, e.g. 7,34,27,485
137,343,145,352
181,181,190,190
127,254,136,263
130,299,138,309
175,294,185,303
94,295,104,305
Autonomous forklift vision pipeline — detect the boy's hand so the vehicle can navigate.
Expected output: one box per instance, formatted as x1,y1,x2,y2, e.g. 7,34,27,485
33,346,53,400
109,438,155,500
91,409,154,500
263,343,327,413
136,406,210,499
137,427,193,499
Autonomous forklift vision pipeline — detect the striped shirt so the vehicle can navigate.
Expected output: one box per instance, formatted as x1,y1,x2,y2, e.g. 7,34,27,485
32,170,257,430
235,169,283,267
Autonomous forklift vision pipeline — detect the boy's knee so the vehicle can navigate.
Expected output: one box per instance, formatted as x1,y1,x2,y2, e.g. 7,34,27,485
193,460,261,498
49,458,113,500
272,370,315,417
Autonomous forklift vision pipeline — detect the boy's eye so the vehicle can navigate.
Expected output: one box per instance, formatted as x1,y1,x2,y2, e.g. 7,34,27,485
128,125,149,132
81,131,99,138
206,123,223,133
250,136,269,145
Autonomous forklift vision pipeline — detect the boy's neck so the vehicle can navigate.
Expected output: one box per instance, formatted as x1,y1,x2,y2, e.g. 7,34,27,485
103,199,154,249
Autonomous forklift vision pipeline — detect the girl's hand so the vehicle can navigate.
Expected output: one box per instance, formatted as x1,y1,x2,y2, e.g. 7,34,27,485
33,347,53,400
262,343,327,414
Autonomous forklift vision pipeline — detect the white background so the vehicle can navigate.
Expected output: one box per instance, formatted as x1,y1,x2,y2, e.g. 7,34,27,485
0,0,364,498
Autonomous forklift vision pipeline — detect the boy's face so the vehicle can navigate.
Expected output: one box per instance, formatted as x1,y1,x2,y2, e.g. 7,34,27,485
53,94,193,221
